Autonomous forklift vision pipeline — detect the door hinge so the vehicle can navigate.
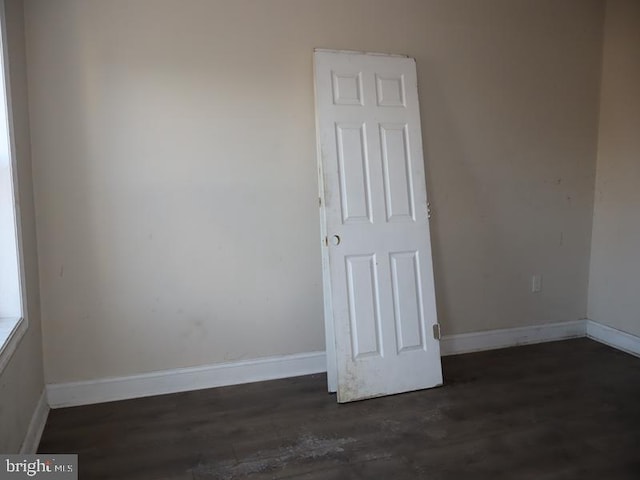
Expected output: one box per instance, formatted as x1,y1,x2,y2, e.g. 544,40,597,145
427,202,432,220
324,236,328,247
319,197,322,208
432,323,441,340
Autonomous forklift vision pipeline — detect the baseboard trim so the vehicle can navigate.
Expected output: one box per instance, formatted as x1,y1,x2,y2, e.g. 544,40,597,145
47,320,638,409
47,351,327,408
19,390,49,454
586,320,640,358
440,320,586,356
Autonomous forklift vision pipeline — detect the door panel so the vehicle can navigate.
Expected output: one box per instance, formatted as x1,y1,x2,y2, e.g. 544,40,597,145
336,123,372,224
390,250,425,353
380,123,414,221
314,50,442,402
375,74,406,107
345,254,382,359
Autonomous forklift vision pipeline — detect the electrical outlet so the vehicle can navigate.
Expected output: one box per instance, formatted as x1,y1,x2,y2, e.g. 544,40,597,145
531,274,542,293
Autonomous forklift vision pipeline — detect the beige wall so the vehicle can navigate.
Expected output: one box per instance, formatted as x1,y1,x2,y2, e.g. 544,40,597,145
24,0,604,385
0,0,44,453
588,0,640,336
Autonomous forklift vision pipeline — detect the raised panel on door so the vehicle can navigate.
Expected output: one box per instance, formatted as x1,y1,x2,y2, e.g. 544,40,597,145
380,123,415,222
345,254,382,359
375,73,406,107
390,250,426,353
335,123,372,224
314,49,442,402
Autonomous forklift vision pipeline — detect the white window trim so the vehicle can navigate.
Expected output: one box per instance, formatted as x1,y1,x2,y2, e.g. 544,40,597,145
0,0,29,375
0,316,27,372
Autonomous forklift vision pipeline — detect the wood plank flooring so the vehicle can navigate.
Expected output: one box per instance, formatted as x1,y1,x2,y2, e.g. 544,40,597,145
38,338,640,479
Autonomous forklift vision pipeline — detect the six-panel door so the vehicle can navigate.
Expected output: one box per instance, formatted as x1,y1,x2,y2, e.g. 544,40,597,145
314,50,443,402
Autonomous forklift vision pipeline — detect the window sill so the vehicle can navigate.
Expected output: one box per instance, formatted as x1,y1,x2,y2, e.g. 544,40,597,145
0,316,27,375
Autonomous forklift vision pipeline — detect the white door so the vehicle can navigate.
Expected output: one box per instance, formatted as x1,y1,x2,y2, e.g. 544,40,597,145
314,50,442,403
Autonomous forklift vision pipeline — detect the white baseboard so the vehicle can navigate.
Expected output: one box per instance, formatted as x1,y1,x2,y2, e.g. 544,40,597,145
586,320,640,358
47,351,326,408
46,320,639,409
440,320,586,356
19,390,49,454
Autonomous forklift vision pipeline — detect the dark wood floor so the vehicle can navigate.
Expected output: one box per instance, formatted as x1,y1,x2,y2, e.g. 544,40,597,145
39,338,640,479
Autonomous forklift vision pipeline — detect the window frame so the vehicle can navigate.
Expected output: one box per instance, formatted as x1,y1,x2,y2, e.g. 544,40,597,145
0,0,29,375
